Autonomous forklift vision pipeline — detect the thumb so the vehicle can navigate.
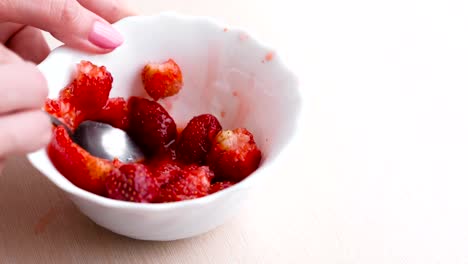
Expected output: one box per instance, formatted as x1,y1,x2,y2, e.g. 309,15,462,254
0,0,124,52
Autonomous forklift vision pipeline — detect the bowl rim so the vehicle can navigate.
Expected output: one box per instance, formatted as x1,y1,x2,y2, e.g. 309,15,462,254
27,12,303,211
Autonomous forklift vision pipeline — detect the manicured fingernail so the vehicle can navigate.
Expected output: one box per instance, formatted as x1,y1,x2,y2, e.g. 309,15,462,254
88,21,124,49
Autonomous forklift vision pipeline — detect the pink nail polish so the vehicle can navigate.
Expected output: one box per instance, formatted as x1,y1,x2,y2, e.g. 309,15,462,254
88,21,124,49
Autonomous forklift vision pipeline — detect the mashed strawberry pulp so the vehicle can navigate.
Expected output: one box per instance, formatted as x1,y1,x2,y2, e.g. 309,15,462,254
45,60,262,203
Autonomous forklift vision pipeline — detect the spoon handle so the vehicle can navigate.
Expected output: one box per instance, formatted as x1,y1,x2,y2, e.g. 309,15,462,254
43,111,73,136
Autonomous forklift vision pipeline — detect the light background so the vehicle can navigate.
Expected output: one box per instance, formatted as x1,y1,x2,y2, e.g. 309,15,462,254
1,0,468,263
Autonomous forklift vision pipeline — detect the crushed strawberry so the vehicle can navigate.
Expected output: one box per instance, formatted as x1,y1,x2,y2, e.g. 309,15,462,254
141,59,183,101
47,61,113,129
46,59,261,202
176,114,222,164
92,97,129,130
207,128,262,182
155,165,214,202
105,163,159,203
146,159,183,185
127,97,177,156
44,98,84,130
47,126,113,195
209,181,235,194
67,60,113,116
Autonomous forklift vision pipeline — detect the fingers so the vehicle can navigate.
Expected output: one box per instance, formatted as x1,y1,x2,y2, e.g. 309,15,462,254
0,110,51,156
78,0,137,23
0,60,48,113
0,0,124,52
0,22,24,43
0,21,50,63
0,23,49,63
0,45,51,156
0,42,22,64
6,26,50,64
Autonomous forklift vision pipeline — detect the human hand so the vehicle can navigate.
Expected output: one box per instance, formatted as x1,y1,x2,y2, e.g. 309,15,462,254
0,0,136,63
0,0,136,172
0,44,51,172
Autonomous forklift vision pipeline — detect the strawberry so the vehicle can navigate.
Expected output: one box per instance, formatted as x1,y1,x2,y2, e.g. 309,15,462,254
66,60,113,117
207,128,262,182
176,114,222,164
146,159,183,186
141,59,183,100
44,98,84,130
127,97,177,157
155,164,214,202
105,163,159,203
209,181,235,194
46,61,113,129
92,97,129,131
47,126,113,195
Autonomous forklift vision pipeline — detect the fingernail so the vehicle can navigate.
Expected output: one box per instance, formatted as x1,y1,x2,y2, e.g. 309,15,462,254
88,21,124,49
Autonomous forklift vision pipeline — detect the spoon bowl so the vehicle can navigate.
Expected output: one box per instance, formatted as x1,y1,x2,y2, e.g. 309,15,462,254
47,112,144,162
73,120,144,162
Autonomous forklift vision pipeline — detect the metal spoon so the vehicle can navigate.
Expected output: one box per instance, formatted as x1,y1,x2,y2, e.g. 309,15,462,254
47,113,144,163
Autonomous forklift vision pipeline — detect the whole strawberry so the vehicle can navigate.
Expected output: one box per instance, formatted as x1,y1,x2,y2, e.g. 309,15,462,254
177,114,222,164
105,163,159,203
207,128,262,182
155,164,214,202
127,97,177,156
142,59,183,100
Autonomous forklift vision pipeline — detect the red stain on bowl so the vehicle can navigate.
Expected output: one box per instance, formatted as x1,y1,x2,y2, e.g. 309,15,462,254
163,100,173,111
239,33,249,41
177,126,185,135
161,95,178,112
223,28,228,32
220,111,226,118
265,52,274,62
232,90,238,97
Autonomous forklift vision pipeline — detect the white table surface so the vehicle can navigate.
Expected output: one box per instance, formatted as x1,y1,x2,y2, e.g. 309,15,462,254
1,0,468,263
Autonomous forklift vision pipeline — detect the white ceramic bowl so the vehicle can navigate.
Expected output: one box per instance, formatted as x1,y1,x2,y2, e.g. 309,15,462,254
27,13,301,241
